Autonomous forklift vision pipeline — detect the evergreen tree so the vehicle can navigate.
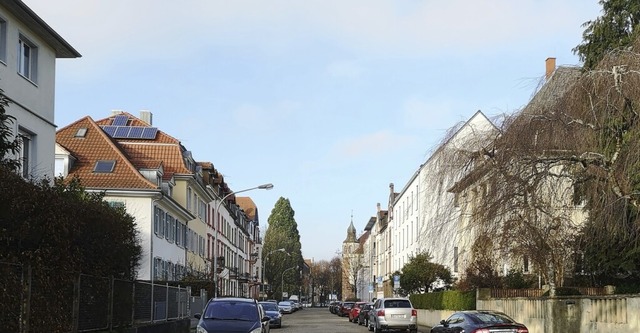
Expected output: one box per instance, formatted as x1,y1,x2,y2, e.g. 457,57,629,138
262,197,304,299
573,0,640,69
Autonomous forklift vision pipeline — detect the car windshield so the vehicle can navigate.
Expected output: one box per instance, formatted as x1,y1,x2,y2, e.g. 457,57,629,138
260,302,279,311
203,301,259,321
383,300,411,308
471,312,515,324
278,301,291,306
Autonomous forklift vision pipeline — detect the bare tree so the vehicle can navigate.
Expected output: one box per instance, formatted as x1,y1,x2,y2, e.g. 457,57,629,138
342,250,366,300
447,39,640,293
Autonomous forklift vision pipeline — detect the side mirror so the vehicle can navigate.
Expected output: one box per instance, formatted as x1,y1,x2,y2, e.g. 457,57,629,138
262,316,271,322
194,313,201,319
440,319,447,326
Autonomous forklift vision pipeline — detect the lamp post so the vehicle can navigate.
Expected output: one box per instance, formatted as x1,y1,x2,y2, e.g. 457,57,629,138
281,266,297,301
213,183,273,298
262,248,289,300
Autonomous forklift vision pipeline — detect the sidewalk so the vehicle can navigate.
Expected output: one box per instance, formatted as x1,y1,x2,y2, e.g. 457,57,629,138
419,324,432,332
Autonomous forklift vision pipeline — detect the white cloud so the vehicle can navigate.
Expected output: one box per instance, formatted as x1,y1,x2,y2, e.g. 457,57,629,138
25,0,600,65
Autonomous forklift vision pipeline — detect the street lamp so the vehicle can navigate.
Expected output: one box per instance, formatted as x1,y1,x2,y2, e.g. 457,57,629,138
262,248,289,299
213,183,273,298
281,266,297,301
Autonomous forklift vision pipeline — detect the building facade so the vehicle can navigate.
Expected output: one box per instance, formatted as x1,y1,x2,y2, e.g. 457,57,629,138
0,0,80,179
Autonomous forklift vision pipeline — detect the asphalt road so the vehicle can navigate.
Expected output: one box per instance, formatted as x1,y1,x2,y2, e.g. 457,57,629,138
274,307,431,333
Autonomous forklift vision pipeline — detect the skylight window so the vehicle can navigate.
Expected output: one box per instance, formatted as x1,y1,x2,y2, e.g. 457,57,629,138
75,128,87,137
94,160,115,173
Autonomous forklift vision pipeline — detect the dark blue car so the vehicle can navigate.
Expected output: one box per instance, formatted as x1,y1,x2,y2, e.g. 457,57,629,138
194,297,271,333
259,301,283,328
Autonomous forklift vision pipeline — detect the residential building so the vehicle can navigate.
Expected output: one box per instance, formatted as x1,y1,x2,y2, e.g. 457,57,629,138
0,0,80,179
56,111,268,285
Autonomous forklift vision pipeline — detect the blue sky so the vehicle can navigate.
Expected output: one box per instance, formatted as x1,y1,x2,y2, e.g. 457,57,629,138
26,0,602,261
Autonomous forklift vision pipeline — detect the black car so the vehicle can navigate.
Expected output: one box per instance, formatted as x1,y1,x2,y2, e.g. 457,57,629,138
194,297,271,333
430,310,529,333
357,303,374,326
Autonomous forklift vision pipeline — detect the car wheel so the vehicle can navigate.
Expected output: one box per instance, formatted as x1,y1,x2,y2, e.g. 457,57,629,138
409,330,417,333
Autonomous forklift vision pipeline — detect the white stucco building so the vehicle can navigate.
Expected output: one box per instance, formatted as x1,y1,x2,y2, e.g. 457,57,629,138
0,0,80,179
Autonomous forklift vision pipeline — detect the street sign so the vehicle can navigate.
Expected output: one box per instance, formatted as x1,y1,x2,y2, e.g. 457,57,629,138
393,275,400,289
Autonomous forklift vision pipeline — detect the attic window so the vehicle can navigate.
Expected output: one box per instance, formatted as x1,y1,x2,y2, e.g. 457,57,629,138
75,128,87,137
94,160,116,173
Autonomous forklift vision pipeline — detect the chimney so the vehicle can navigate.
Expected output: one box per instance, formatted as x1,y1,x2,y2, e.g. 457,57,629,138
140,110,153,125
111,109,124,116
545,57,556,80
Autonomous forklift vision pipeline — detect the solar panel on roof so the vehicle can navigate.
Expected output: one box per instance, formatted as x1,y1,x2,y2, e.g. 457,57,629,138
128,126,144,138
102,126,117,136
112,114,128,126
94,160,115,173
114,126,130,138
141,127,158,139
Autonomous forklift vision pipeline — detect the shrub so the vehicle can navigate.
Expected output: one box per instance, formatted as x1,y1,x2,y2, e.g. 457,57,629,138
409,290,475,310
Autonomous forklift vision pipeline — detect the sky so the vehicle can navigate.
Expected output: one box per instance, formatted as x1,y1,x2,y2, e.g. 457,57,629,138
25,0,602,262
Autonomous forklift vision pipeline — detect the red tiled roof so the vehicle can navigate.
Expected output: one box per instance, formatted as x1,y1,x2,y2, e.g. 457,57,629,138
56,116,159,189
57,112,195,189
236,197,257,221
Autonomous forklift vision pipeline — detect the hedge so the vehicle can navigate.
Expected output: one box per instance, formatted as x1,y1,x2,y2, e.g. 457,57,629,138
409,290,476,310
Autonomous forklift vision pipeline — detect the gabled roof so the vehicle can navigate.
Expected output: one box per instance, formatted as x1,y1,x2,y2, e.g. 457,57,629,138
94,112,192,181
56,116,159,189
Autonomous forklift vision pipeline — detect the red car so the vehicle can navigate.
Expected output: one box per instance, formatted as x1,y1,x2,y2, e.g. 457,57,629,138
339,301,355,317
348,302,368,323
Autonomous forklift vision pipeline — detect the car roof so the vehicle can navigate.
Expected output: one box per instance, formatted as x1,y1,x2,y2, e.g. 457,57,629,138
210,297,256,303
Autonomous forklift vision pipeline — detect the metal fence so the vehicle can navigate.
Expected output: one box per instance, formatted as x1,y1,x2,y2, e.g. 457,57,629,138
0,262,192,333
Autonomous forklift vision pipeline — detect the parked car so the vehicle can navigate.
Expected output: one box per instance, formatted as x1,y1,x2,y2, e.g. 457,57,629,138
349,301,368,323
259,301,283,328
339,301,355,317
278,300,294,314
194,297,271,333
357,302,374,326
330,301,342,314
430,310,529,333
368,297,417,333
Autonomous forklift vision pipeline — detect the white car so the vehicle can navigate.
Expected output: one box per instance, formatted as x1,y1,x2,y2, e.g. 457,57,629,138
278,301,293,314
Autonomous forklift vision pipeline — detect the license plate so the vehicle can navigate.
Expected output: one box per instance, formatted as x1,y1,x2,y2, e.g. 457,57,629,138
391,314,405,318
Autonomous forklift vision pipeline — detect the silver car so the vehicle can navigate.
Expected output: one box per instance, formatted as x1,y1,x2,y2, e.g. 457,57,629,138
368,297,417,333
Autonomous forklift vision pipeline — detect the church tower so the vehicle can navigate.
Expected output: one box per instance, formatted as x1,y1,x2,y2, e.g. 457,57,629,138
342,214,361,300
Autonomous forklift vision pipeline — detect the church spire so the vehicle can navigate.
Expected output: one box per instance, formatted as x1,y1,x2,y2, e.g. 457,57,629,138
344,212,357,243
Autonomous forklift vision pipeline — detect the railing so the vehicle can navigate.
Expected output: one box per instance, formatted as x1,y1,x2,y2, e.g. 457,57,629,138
489,287,609,298
0,262,192,333
491,289,545,298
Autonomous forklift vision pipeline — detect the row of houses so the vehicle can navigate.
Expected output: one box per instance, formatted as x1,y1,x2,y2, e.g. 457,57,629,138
1,0,268,298
343,58,589,301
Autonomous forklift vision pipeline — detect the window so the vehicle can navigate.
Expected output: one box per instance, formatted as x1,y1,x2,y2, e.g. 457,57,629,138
453,247,459,273
18,129,33,179
18,35,37,82
75,128,87,137
108,201,125,209
94,160,115,173
0,18,6,63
